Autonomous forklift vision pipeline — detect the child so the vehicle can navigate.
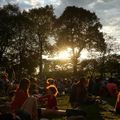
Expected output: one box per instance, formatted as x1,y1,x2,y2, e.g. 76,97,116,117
39,85,58,110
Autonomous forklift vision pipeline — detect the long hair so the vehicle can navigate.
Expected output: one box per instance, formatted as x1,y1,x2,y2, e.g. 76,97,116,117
46,85,58,96
19,78,30,92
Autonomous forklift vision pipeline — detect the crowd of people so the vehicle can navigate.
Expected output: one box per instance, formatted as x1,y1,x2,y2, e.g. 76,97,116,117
0,71,86,120
69,76,120,114
0,68,120,119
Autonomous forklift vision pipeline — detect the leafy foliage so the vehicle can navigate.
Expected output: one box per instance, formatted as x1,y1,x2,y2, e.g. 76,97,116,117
55,6,106,75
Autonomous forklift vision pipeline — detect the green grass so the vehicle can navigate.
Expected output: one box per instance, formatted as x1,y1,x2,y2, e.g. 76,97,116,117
57,95,71,109
57,95,120,120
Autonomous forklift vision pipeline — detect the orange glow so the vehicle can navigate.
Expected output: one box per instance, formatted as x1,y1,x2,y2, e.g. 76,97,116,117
46,85,58,96
53,48,72,60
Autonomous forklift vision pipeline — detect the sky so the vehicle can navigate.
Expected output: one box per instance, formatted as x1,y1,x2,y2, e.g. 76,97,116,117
0,0,120,45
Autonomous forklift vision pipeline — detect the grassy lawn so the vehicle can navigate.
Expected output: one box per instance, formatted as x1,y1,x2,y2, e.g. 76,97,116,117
57,95,120,120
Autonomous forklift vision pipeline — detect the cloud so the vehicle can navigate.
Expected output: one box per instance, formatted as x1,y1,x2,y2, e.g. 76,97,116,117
54,0,120,43
18,1,32,10
86,0,120,42
0,0,19,4
18,0,44,9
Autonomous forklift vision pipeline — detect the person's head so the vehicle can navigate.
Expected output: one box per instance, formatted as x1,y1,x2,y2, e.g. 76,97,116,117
1,72,8,80
19,78,30,92
78,77,86,86
46,78,54,85
46,85,58,96
29,83,38,95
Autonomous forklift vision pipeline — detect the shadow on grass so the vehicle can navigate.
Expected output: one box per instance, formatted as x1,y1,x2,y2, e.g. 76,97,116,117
57,96,104,120
57,95,120,120
102,96,116,106
80,103,104,120
99,96,120,120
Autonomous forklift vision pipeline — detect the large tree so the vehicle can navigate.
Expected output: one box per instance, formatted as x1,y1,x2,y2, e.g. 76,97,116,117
55,6,106,77
104,54,120,77
80,59,99,78
28,5,55,80
6,10,37,79
0,4,20,65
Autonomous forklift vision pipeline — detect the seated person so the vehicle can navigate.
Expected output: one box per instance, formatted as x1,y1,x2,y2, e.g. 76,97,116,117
3,78,86,120
11,78,38,120
39,85,58,110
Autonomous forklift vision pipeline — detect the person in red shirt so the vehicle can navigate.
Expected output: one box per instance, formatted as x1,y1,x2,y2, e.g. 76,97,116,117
11,78,30,112
39,85,58,110
10,78,86,120
10,78,39,120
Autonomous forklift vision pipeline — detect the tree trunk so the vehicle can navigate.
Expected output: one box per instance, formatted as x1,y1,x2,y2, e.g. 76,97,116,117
39,37,43,81
73,57,78,78
0,52,3,66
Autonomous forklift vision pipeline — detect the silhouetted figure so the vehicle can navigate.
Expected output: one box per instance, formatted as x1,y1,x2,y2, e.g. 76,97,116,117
69,77,88,108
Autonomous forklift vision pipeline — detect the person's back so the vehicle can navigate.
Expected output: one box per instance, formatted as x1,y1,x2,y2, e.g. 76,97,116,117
10,78,38,120
75,81,87,103
11,88,28,112
69,78,88,108
69,81,79,108
11,78,30,112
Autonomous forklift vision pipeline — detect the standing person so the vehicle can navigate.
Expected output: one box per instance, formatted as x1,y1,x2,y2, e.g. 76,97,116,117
69,77,88,108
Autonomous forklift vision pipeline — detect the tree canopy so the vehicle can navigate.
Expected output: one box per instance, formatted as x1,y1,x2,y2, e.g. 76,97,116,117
0,4,119,80
55,6,106,76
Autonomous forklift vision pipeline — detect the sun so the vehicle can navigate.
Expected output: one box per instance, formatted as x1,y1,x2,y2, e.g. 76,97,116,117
47,48,88,60
54,48,72,60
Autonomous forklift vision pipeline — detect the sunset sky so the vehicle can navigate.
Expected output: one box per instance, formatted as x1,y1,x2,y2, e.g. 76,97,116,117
1,0,120,45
